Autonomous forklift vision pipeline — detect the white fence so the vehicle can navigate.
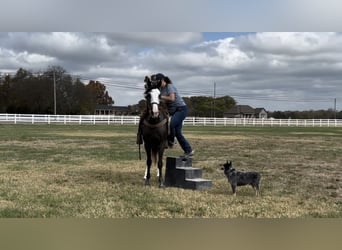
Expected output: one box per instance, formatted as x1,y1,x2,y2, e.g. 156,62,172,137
0,113,139,125
1,113,342,127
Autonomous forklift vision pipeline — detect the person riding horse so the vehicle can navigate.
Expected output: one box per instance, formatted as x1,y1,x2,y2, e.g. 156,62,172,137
137,73,194,157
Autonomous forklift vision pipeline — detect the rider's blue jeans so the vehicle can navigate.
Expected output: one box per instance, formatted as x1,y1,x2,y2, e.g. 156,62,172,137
168,105,192,154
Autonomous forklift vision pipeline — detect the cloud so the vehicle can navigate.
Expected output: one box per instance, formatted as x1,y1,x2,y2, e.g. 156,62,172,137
105,33,202,46
1,32,342,111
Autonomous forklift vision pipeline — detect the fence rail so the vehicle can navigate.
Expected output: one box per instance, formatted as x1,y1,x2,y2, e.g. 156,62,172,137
0,113,342,127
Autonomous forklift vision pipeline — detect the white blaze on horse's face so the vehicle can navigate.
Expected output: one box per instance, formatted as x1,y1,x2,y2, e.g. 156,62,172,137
150,88,160,118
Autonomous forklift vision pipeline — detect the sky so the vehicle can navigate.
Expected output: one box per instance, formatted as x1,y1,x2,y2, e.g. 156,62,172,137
0,1,341,112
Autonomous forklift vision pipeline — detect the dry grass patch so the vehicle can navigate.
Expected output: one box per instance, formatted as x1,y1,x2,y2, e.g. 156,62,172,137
53,131,132,138
290,132,340,136
0,125,341,218
186,134,249,141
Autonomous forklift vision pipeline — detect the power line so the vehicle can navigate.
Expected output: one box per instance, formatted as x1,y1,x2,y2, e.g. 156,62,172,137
1,72,336,104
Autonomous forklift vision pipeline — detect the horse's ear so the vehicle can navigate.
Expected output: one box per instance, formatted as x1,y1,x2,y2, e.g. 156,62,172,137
144,76,151,91
144,76,150,83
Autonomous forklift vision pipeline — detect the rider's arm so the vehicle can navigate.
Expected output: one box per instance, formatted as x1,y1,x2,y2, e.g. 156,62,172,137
161,93,175,102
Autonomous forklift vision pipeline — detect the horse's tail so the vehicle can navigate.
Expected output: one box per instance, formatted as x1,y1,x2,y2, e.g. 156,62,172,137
138,144,141,160
152,150,157,167
152,150,160,177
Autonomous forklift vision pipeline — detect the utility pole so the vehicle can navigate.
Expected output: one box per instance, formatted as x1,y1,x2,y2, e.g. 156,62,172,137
213,82,216,117
53,71,56,115
334,98,337,119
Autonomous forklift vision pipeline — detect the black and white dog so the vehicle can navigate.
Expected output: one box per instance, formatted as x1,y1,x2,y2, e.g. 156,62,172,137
220,161,261,196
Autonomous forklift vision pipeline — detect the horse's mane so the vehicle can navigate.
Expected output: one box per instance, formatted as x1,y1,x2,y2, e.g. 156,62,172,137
144,75,162,95
144,86,156,95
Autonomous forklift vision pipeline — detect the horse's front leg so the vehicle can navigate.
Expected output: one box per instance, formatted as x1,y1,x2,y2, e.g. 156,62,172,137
144,147,152,186
158,149,165,188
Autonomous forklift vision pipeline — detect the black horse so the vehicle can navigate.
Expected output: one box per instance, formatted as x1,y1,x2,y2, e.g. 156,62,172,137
141,76,168,187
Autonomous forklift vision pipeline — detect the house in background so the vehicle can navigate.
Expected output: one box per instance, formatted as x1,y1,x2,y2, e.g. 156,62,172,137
224,105,268,118
95,105,130,115
254,108,268,118
95,105,115,115
112,106,130,115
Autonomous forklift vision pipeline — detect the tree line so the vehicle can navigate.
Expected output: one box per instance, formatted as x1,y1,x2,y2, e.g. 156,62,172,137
128,95,237,117
0,66,113,115
269,109,342,119
1,67,340,118
1,66,237,116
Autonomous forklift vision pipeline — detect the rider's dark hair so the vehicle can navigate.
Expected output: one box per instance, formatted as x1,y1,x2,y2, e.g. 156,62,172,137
163,76,172,84
155,73,172,85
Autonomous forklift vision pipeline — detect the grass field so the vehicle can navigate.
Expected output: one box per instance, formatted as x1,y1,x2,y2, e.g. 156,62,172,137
0,124,341,218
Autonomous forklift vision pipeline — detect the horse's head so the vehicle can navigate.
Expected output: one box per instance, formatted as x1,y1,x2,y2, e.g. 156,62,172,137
144,86,161,119
144,74,164,118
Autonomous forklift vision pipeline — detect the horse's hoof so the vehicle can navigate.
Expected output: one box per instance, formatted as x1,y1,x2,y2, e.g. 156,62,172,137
159,183,165,189
144,180,150,186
